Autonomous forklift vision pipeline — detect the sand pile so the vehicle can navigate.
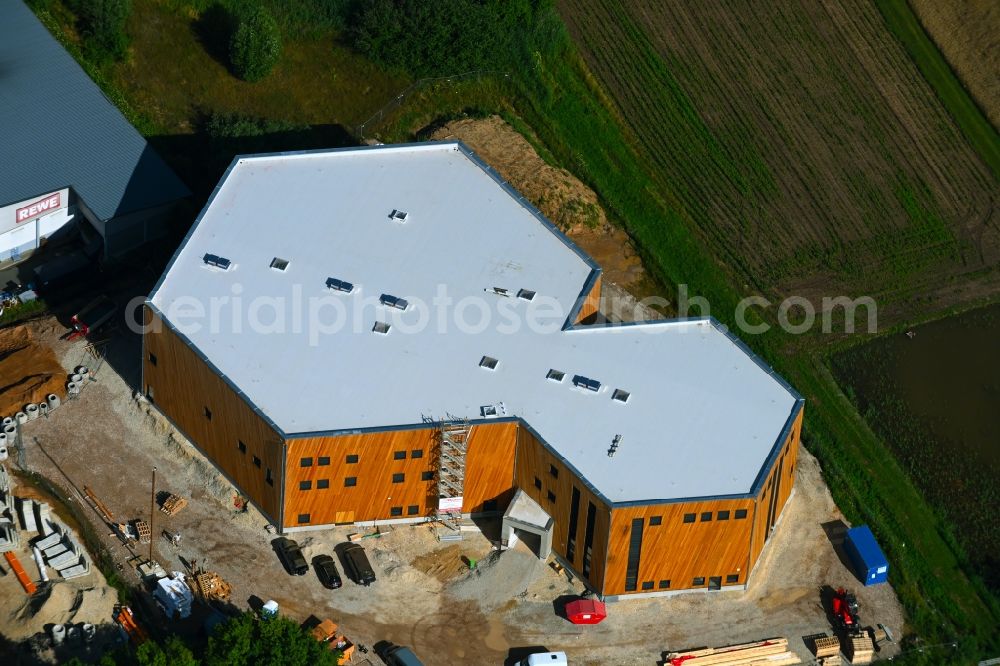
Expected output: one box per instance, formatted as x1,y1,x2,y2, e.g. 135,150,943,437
449,547,548,611
0,325,66,417
5,578,117,642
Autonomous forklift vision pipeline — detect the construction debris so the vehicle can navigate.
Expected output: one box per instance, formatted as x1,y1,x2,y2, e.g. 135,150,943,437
845,635,875,665
667,637,801,666
160,493,188,516
153,572,194,619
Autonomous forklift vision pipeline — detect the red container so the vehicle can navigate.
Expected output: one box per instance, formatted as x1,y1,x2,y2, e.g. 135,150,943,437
564,598,607,625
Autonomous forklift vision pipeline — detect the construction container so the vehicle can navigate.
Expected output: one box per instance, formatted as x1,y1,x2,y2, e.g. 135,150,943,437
565,598,607,625
844,525,888,586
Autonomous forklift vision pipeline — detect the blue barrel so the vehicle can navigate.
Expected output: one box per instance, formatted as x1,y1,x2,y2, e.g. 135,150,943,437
844,525,889,586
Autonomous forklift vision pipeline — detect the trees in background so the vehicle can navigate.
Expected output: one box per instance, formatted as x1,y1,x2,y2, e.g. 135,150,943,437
229,2,283,82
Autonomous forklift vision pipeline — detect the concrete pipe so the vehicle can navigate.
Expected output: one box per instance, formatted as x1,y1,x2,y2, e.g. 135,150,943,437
66,381,80,395
15,411,28,425
67,625,79,644
75,366,90,378
25,404,38,421
38,402,49,416
47,394,60,410
0,433,6,445
51,624,66,646
1,416,11,427
70,373,83,384
0,446,7,462
82,623,96,643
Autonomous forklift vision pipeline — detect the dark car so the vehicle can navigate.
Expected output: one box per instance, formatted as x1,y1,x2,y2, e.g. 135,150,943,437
381,644,425,666
314,554,342,589
341,542,376,586
273,537,308,575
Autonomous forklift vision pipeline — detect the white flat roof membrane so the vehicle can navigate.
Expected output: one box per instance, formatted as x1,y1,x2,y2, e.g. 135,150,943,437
150,143,799,503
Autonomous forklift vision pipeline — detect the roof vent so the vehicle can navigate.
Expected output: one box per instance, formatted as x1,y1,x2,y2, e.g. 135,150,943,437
326,277,354,293
546,369,565,382
480,402,507,418
203,254,232,270
487,287,510,297
572,375,601,392
608,434,622,458
479,356,499,371
380,294,409,310
269,257,289,271
612,389,631,403
389,209,409,223
373,321,391,335
517,289,536,301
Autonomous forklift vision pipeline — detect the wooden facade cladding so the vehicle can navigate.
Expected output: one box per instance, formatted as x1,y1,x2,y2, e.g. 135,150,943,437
512,426,611,594
283,421,518,528
748,406,803,571
574,274,602,324
142,308,284,525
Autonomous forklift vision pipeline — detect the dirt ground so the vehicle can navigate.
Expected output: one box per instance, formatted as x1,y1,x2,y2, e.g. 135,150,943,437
0,324,66,418
4,315,905,664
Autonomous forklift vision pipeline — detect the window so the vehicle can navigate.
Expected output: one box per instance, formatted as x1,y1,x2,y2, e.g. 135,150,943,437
373,321,391,335
237,440,247,454
533,477,542,490
318,456,330,466
489,287,510,297
479,356,499,370
546,369,565,382
693,577,706,586
390,506,403,517
297,514,310,524
380,293,409,310
344,477,357,487
393,450,406,460
700,512,713,522
517,289,536,301
421,471,434,481
203,406,212,420
624,518,644,592
549,464,559,479
649,516,662,526
252,456,261,468
346,454,359,464
572,375,601,392
407,505,419,516
265,468,273,486
708,576,722,591
148,352,157,366
299,480,312,491
203,253,231,270
641,581,654,591
658,579,671,589
389,209,408,222
483,499,498,512
300,457,313,467
270,257,289,271
717,510,730,521
726,574,739,584
317,479,330,489
547,490,556,502
735,509,748,520
392,473,405,483
612,389,631,403
326,277,354,293
411,449,423,459
683,513,696,523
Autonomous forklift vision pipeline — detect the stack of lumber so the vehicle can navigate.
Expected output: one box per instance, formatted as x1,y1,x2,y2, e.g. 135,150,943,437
160,494,188,516
813,635,840,659
134,520,151,544
194,571,232,601
668,638,801,666
817,657,841,666
845,635,874,665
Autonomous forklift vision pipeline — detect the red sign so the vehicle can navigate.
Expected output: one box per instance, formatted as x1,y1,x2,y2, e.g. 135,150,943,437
16,192,62,224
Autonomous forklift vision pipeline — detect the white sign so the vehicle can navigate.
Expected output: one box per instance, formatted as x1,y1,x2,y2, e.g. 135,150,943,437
438,496,463,513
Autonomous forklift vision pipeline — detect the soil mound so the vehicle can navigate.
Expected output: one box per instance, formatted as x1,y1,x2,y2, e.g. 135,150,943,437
0,325,66,417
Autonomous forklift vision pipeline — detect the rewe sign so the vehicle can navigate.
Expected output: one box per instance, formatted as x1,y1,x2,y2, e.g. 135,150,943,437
16,192,62,224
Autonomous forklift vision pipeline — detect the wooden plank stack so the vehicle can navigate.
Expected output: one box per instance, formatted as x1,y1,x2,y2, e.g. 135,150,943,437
194,571,232,601
667,638,801,666
160,494,188,516
813,635,840,659
845,635,874,665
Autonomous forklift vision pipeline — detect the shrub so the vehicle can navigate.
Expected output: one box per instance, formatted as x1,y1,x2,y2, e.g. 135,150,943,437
77,0,132,63
229,3,282,82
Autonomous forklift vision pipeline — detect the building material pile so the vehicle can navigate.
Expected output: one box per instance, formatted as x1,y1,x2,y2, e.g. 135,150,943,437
153,572,193,619
4,550,37,594
811,635,841,665
34,521,91,579
193,571,232,601
0,325,65,418
134,519,151,544
0,466,19,552
845,635,874,665
160,493,187,516
667,638,801,666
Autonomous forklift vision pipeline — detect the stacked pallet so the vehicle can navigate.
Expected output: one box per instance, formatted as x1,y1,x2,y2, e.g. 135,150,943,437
845,635,874,665
668,638,801,666
160,494,187,516
194,571,232,601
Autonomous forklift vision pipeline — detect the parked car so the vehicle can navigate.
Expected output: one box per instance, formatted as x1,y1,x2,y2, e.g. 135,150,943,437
382,644,424,666
273,537,308,575
314,554,342,589
341,542,376,586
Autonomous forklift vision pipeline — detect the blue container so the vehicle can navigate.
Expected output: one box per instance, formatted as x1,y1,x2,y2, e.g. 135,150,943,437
844,525,889,586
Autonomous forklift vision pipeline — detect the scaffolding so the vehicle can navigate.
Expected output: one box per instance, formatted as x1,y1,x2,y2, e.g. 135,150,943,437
434,419,471,540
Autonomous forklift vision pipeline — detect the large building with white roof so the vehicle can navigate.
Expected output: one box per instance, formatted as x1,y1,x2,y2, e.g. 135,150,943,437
144,142,803,599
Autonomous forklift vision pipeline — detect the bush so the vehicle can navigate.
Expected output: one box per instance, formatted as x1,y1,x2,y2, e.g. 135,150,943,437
76,0,132,63
229,3,282,82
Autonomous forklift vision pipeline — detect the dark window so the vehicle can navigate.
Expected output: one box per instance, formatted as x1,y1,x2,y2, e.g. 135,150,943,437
297,514,310,524
693,577,705,586
237,440,247,454
649,515,662,526
252,455,261,468
717,510,730,521
344,477,357,487
390,506,403,517
407,505,419,516
346,454,359,464
421,471,434,481
265,468,273,486
533,477,542,490
546,490,556,502
549,464,559,478
392,473,405,483
726,574,739,584
708,576,722,591
411,449,423,459
641,581,654,590
700,512,713,522
683,513,696,523
318,456,330,466
299,480,312,491
583,502,597,577
300,457,313,467
483,499,498,512
393,451,406,460
204,407,212,420
566,486,581,563
658,579,671,589
317,479,330,489
735,509,748,520
624,518,644,591
148,352,157,366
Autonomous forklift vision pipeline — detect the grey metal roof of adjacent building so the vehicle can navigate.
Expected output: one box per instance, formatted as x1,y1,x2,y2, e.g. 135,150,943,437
149,142,802,505
0,1,189,219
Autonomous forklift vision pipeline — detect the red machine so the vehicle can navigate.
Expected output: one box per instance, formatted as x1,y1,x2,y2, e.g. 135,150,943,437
832,587,861,634
564,598,607,625
65,295,116,341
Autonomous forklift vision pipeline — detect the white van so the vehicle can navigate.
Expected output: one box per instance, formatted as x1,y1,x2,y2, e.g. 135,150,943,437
520,652,568,666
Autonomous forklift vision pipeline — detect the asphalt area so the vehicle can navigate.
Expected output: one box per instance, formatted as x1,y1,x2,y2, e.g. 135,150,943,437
6,316,905,665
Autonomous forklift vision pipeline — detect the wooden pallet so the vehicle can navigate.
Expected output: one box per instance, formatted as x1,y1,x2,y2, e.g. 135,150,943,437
813,635,840,658
845,635,874,665
194,571,232,601
160,494,188,516
134,520,151,544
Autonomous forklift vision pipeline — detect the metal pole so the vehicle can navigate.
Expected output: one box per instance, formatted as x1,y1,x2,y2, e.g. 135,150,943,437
149,466,156,562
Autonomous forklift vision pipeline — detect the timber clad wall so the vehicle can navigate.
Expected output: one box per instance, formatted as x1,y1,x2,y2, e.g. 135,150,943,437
749,407,802,570
142,309,284,525
574,274,603,324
